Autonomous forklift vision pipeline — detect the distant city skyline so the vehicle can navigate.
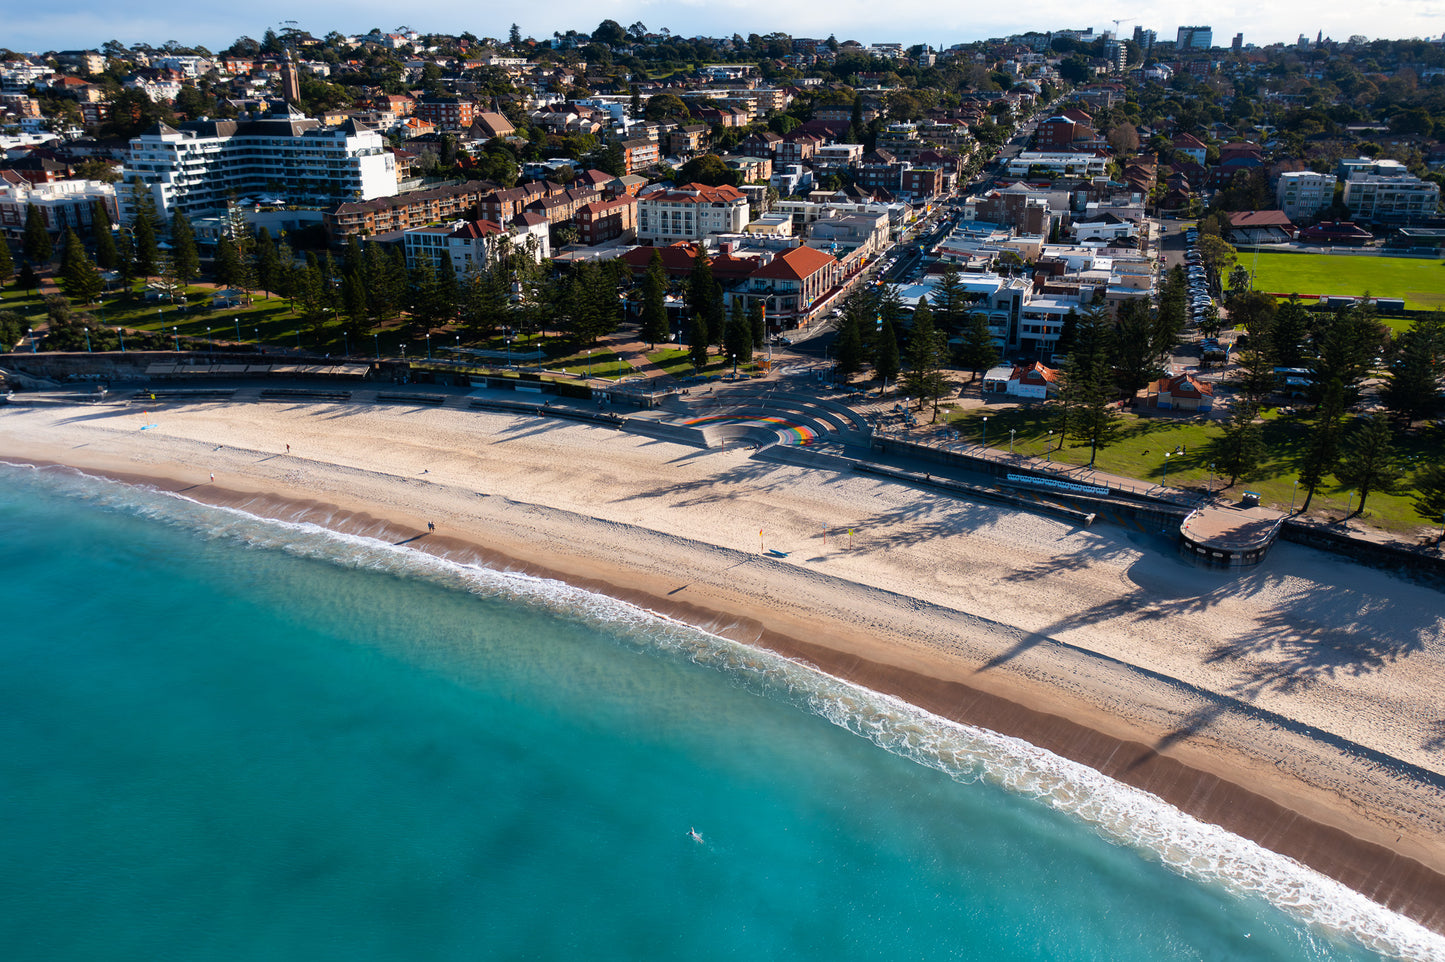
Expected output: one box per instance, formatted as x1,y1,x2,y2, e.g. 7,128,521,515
6,1,1442,55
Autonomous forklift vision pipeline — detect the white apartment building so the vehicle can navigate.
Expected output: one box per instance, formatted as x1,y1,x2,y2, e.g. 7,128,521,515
1005,151,1110,178
636,183,749,244
1276,171,1337,221
0,178,118,238
119,112,397,221
1342,173,1441,224
402,215,550,277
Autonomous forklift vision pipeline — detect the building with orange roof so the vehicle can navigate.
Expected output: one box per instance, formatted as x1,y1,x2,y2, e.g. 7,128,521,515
636,182,749,244
746,245,841,330
1149,372,1214,412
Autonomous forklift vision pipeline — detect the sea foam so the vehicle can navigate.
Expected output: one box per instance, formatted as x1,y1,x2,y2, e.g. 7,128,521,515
10,460,1445,961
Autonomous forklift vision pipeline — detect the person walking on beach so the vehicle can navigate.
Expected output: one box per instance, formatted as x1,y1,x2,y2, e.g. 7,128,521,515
285,443,290,454
427,521,435,533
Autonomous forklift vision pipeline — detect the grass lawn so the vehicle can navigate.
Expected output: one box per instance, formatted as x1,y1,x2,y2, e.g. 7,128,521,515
942,404,1443,535
1238,252,1445,314
551,350,633,380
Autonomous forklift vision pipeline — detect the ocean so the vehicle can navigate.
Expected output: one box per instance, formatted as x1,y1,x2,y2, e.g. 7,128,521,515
1,461,1440,962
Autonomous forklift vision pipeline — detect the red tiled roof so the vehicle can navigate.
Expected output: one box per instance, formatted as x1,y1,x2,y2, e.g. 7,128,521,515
1009,361,1059,383
1154,373,1214,397
749,245,837,282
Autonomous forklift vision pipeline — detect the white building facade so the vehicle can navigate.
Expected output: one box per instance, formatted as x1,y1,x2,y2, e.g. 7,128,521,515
119,113,397,221
636,183,749,244
1275,171,1337,221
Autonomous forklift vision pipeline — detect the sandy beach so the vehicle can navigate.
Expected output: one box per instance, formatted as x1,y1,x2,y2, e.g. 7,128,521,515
4,392,1444,932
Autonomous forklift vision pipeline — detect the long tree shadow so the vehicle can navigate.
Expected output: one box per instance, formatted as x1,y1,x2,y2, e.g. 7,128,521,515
1204,585,1443,699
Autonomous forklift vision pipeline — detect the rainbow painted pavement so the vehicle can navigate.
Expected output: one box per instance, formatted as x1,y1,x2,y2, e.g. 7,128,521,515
679,414,820,445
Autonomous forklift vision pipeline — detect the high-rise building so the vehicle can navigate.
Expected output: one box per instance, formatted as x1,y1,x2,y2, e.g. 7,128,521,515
1231,33,1243,52
119,112,397,221
1132,26,1156,50
1176,26,1213,50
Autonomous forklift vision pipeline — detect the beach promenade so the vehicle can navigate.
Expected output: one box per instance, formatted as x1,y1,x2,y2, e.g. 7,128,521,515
2,381,1444,934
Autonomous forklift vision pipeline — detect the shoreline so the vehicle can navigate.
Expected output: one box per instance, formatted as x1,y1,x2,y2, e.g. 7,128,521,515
4,400,1445,937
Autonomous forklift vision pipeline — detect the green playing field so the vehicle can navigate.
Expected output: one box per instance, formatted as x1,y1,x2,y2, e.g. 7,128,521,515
1237,252,1445,311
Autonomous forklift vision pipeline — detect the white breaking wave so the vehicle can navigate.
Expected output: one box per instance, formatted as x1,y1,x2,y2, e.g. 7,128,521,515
11,461,1445,962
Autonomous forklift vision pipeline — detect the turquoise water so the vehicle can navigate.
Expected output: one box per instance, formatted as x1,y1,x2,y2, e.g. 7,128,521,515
0,462,1439,961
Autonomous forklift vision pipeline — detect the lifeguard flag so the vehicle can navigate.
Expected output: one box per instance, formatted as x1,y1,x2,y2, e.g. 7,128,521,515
759,529,764,537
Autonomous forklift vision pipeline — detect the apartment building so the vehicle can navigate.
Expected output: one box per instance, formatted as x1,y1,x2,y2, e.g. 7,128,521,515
636,182,749,244
402,216,549,276
414,97,478,131
575,195,638,245
120,113,397,221
324,180,494,239
0,178,118,237
1342,173,1441,224
1275,171,1337,221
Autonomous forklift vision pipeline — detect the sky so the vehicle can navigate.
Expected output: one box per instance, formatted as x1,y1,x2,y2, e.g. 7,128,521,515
7,0,1444,56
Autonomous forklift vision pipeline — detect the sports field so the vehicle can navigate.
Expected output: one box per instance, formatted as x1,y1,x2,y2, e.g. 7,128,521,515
1238,251,1445,311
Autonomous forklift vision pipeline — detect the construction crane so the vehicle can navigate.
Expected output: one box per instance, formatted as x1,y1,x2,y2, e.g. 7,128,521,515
1111,18,1135,38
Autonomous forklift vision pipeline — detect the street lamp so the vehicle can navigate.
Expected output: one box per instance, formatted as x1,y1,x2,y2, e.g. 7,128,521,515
116,327,125,353
235,318,241,342
426,333,431,360
587,349,593,379
84,328,91,353
1009,427,1016,455
401,342,407,359
731,353,737,377
1162,452,1171,485
374,332,380,359
1289,479,1300,513
28,327,35,353
981,415,988,448
173,327,180,352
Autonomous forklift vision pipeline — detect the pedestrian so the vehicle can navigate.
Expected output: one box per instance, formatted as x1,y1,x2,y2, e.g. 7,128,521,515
427,521,435,533
210,472,215,483
286,443,290,454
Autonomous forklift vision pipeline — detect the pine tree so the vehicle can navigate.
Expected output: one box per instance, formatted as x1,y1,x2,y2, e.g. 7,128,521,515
687,251,723,346
22,205,52,264
1213,402,1267,487
723,312,752,365
749,300,766,348
687,315,709,371
1296,379,1345,514
59,229,103,304
170,211,198,287
956,310,999,381
341,271,369,336
91,200,117,270
873,316,900,391
1383,314,1444,423
214,235,243,289
253,227,280,297
0,236,13,286
1334,414,1403,517
640,250,669,346
435,252,460,323
834,313,864,378
1057,306,1119,465
130,195,159,277
900,297,950,420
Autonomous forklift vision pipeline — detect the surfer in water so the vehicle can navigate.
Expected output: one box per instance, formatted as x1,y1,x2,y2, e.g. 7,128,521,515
688,828,704,844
